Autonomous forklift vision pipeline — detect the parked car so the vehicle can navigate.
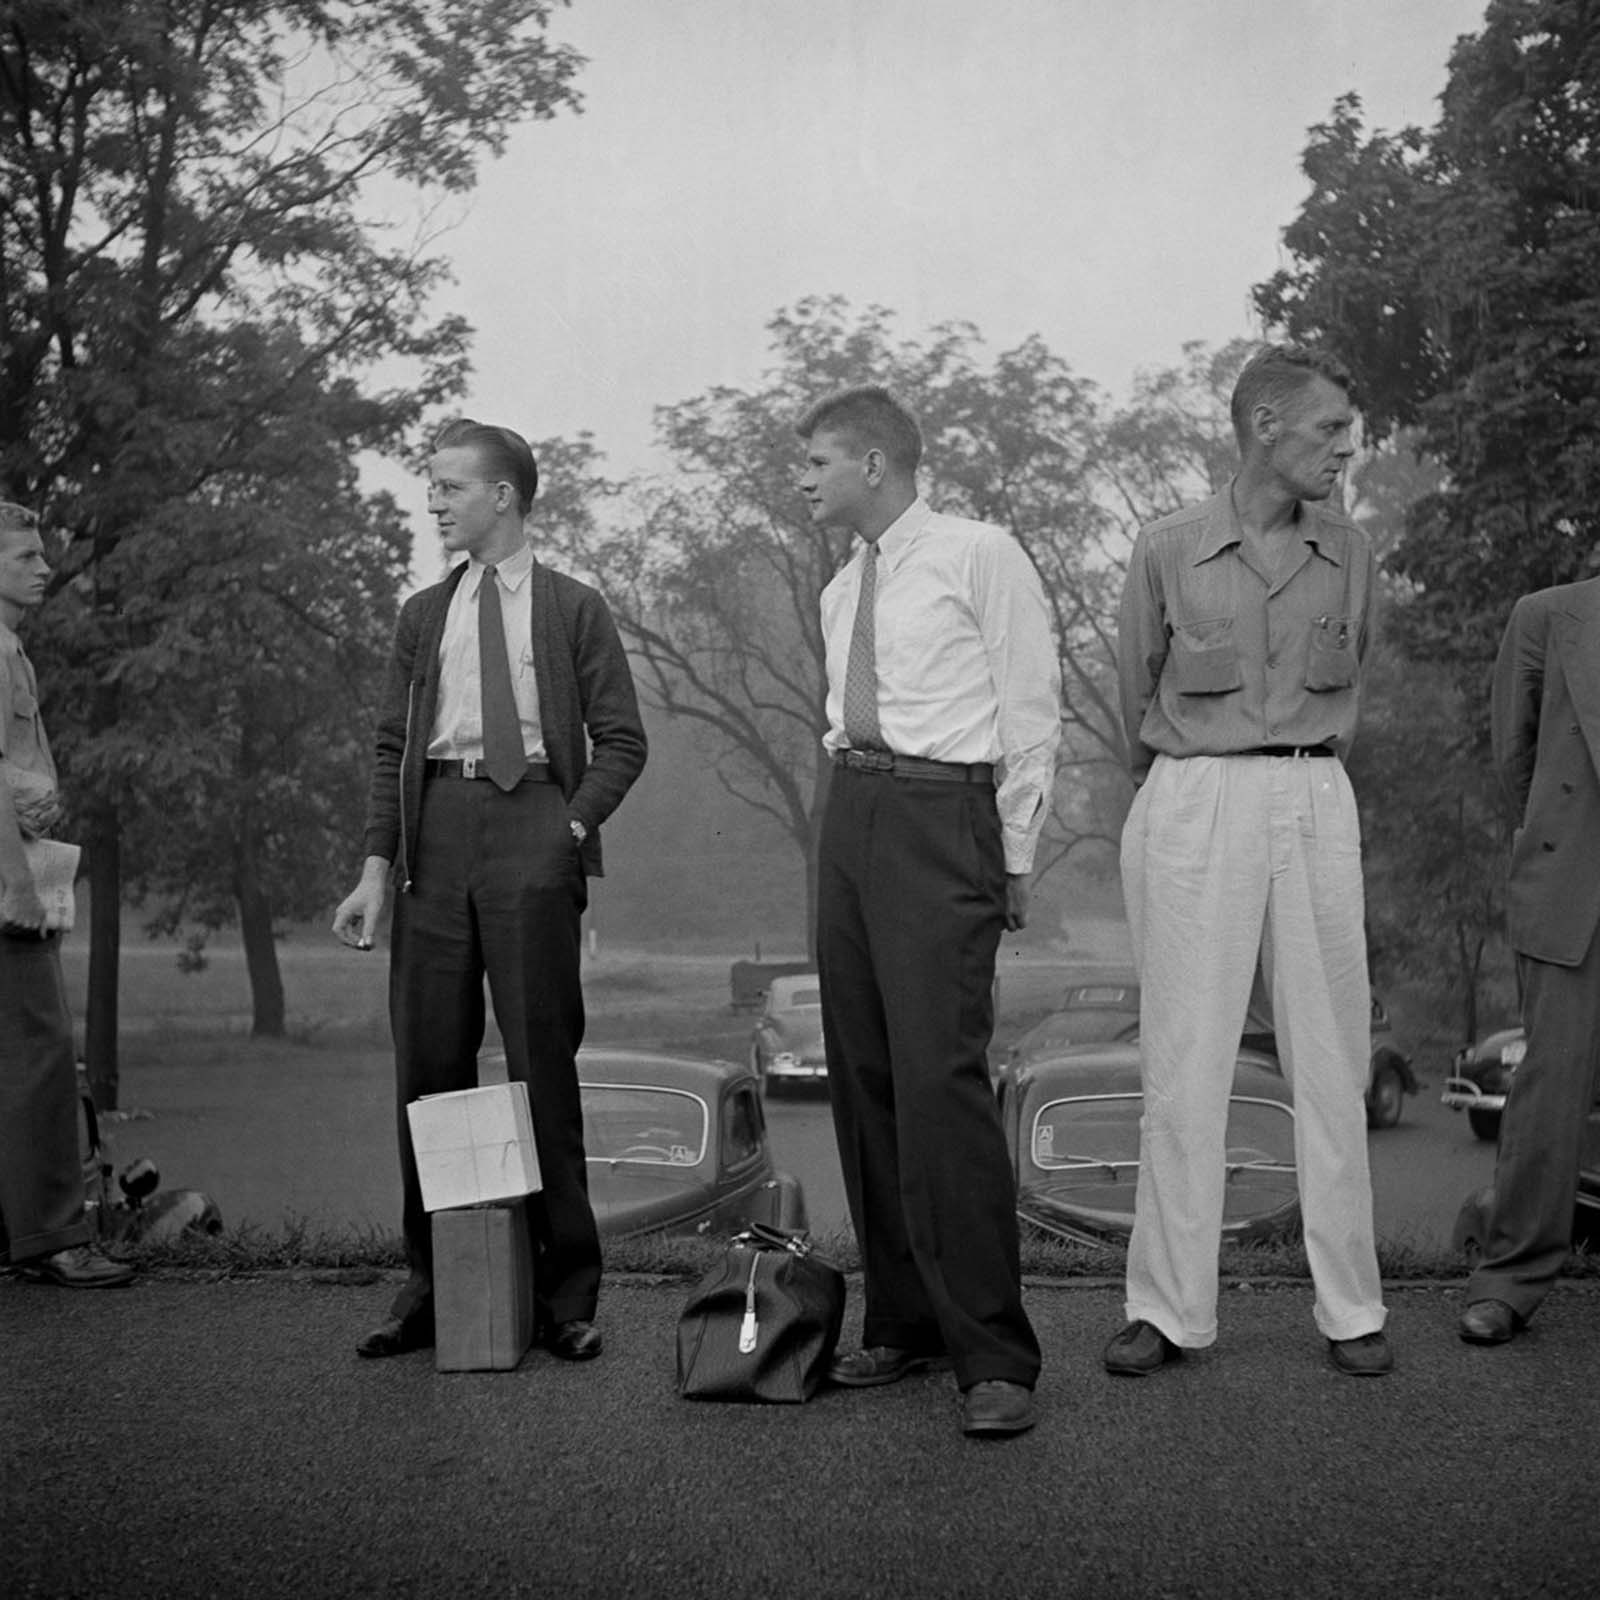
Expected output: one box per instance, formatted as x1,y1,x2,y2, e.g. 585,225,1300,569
995,1042,1299,1246
1453,1093,1600,1257
1006,968,1417,1128
749,972,826,1092
1441,1025,1526,1142
579,1048,807,1239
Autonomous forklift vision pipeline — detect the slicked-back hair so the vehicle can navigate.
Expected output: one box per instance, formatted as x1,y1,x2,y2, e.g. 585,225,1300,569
796,385,923,476
432,419,539,514
1229,345,1355,452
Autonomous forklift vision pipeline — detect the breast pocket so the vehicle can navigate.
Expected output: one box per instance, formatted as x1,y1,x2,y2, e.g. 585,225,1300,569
1169,616,1242,695
1305,614,1358,692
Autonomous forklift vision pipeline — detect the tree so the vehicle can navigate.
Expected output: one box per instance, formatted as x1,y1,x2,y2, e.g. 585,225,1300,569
539,298,1254,950
1254,1,1600,667
1253,0,1597,1034
1,1,583,1097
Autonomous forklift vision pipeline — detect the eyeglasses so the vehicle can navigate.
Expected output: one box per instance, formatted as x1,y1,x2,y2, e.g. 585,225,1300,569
426,478,508,499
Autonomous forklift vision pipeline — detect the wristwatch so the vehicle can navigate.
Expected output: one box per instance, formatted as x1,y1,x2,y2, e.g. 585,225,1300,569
569,818,588,845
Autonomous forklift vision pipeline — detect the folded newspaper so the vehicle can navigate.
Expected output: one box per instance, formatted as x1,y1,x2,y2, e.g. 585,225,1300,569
18,837,80,932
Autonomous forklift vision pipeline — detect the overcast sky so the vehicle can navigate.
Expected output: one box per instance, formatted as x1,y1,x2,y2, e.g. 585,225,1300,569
383,0,1488,574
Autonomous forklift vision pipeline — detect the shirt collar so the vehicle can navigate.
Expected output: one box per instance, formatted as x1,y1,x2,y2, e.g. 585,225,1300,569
467,541,534,593
0,618,22,655
869,496,932,575
1192,481,1344,568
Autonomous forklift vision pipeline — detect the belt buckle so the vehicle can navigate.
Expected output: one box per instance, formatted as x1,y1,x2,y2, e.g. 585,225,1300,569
462,757,478,779
853,748,894,773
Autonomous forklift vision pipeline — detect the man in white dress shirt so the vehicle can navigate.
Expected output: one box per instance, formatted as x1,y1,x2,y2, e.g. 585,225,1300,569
797,385,1061,1438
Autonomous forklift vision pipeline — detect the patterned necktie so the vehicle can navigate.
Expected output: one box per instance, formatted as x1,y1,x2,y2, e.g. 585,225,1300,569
842,543,883,749
478,566,526,792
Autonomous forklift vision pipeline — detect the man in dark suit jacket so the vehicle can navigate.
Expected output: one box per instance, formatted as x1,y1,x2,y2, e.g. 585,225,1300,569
334,420,646,1361
1460,576,1600,1344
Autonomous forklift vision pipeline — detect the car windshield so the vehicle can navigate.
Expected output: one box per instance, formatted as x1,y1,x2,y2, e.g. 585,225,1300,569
582,1085,708,1166
1030,1093,1294,1172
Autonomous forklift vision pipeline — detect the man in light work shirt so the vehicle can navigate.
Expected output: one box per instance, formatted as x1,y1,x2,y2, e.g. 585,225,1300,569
334,420,646,1362
799,385,1060,1438
0,501,134,1288
1108,345,1391,1379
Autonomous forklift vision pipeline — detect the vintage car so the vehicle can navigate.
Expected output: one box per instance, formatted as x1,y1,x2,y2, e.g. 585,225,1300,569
749,972,826,1092
995,1042,1300,1246
579,1048,808,1238
1441,1025,1526,1142
1453,1090,1600,1256
1006,969,1417,1128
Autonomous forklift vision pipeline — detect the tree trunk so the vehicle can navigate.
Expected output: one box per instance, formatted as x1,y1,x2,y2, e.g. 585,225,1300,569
84,804,120,1111
235,840,285,1038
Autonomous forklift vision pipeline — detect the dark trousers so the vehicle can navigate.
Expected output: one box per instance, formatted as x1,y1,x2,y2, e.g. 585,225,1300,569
816,767,1040,1391
0,932,90,1264
1468,922,1600,1320
387,774,598,1332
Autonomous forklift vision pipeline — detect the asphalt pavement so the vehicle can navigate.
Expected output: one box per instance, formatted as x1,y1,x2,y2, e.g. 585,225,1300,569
5,1269,1599,1600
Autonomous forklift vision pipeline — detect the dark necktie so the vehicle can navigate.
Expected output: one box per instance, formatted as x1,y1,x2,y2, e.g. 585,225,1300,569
478,567,526,792
842,544,883,749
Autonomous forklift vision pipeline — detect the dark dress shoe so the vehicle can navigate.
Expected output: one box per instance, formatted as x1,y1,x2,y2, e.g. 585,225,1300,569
960,1380,1037,1438
1327,1331,1394,1376
1460,1299,1523,1345
544,1320,603,1361
828,1345,952,1388
1103,1320,1183,1376
356,1317,434,1359
21,1246,135,1289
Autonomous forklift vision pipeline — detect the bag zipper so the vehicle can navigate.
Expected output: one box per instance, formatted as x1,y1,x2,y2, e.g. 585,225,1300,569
738,1251,761,1353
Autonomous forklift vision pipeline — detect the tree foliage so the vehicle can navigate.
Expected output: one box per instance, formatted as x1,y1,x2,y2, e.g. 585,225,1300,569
1255,0,1600,669
537,299,1254,950
1,0,583,1089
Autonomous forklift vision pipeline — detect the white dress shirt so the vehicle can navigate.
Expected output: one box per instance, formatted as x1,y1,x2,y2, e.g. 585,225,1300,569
820,498,1061,873
427,543,547,762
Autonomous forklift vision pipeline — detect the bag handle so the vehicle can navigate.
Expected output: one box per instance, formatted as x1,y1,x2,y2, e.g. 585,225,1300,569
735,1222,814,1256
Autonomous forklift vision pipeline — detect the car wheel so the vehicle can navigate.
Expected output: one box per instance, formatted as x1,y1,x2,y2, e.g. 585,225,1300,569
1468,1107,1502,1143
1365,1060,1405,1130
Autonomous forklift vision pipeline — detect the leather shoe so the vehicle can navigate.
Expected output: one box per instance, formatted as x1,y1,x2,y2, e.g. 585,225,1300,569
1328,1331,1394,1376
543,1319,603,1361
1103,1320,1182,1376
1459,1299,1523,1346
960,1379,1037,1438
355,1317,433,1359
20,1245,134,1289
828,1345,952,1388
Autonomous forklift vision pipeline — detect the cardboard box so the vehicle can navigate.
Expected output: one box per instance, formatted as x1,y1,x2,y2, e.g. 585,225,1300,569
407,1081,542,1213
433,1202,536,1373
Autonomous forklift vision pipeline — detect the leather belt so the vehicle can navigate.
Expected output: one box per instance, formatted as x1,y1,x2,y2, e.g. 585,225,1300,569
424,758,554,783
832,748,995,784
1235,744,1336,759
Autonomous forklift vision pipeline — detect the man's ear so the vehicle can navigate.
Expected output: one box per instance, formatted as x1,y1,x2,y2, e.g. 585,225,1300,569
1252,403,1280,448
863,447,887,487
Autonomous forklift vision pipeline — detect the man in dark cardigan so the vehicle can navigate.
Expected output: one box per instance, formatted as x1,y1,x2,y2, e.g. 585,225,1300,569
334,420,646,1360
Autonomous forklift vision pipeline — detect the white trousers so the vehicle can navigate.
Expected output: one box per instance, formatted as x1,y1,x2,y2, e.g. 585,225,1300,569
1121,754,1386,1345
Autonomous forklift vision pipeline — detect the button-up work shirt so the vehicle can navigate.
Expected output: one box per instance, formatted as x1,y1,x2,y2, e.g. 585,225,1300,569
428,542,548,762
1117,482,1377,784
821,499,1062,873
0,621,55,784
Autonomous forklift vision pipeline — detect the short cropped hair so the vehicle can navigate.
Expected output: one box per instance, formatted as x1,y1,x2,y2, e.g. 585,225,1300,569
1229,345,1355,451
0,501,39,550
432,419,539,514
795,385,923,476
